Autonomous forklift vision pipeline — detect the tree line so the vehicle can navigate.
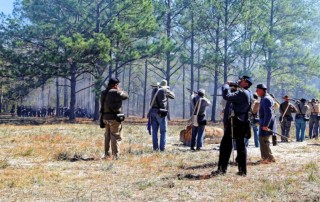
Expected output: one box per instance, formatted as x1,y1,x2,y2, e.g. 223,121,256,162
1,0,320,121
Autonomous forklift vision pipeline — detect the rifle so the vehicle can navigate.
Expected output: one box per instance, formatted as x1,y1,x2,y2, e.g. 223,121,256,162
267,129,293,142
186,88,197,94
151,84,170,89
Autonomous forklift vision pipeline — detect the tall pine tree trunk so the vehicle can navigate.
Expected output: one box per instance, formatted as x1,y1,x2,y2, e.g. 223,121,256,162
190,11,195,116
166,0,172,120
55,77,60,116
63,78,68,107
197,44,200,90
182,65,185,119
211,16,220,122
93,81,100,121
266,0,275,90
41,85,45,107
126,64,132,117
69,62,77,121
223,0,229,83
142,60,148,118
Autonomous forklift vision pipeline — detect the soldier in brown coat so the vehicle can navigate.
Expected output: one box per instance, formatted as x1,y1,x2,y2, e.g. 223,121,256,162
100,78,129,160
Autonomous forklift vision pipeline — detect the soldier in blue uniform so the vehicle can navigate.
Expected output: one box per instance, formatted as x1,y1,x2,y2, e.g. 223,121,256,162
256,84,276,163
212,76,253,176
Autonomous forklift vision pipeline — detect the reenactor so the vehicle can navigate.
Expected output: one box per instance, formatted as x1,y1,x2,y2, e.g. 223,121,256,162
148,79,175,151
294,99,309,142
100,78,129,160
308,99,320,139
212,76,253,176
256,84,276,164
190,89,211,150
279,96,297,142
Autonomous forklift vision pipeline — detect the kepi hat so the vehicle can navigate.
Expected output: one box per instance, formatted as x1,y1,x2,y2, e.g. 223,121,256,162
239,75,253,86
108,77,120,85
256,84,267,90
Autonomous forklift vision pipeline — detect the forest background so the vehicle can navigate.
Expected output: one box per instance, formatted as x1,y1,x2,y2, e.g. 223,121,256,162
1,0,320,121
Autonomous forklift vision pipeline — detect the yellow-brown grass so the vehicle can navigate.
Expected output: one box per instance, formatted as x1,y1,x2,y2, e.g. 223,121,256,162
0,123,319,201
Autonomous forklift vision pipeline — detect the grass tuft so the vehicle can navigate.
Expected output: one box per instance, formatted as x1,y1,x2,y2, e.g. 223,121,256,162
0,158,10,169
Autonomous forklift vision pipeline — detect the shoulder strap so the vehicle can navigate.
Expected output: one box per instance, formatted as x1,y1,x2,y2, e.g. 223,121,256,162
196,98,202,116
297,103,303,114
192,98,201,116
311,103,316,112
150,89,160,108
280,103,290,123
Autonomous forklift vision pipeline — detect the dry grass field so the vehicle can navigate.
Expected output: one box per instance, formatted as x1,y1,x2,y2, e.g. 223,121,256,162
0,119,319,201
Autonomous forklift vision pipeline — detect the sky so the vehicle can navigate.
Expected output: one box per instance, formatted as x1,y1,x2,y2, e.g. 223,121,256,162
0,0,14,15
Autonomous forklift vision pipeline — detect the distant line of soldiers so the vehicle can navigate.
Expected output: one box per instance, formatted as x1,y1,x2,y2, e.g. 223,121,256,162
279,96,319,142
14,105,54,117
10,105,92,118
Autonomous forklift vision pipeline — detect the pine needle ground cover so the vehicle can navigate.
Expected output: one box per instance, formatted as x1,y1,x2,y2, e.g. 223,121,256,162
0,123,319,201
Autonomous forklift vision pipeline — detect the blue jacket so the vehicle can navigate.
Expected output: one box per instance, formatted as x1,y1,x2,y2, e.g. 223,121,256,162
259,93,275,136
222,84,252,122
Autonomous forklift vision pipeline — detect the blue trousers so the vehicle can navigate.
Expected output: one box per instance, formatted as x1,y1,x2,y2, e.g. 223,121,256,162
191,125,205,148
252,125,259,147
295,118,306,142
150,109,167,151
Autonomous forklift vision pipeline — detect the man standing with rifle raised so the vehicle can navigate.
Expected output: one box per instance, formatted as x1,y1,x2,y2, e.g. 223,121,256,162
212,76,253,177
148,79,175,152
100,78,129,160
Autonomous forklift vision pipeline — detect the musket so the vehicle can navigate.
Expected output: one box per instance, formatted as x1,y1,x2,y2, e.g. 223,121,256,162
269,94,281,105
151,85,170,89
186,88,197,94
230,112,235,163
267,129,293,142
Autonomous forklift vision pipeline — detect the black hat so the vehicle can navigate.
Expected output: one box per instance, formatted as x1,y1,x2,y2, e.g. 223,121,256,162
256,84,267,90
239,75,253,85
300,98,306,102
108,77,120,85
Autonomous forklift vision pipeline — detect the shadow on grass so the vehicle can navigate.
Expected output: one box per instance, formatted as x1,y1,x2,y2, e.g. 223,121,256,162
307,143,320,146
176,160,262,180
183,162,218,170
177,173,214,180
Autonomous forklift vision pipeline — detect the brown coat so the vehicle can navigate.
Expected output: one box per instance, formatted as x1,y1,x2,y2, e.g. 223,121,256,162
100,88,129,120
